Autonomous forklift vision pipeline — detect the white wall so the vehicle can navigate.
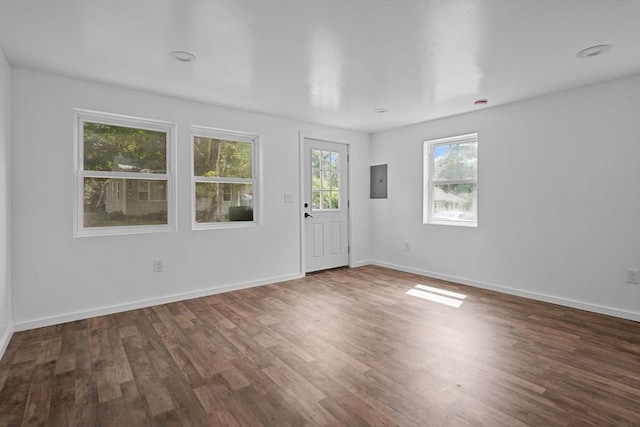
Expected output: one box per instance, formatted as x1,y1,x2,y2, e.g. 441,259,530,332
9,67,637,331
370,75,640,320
0,49,12,353
11,69,371,329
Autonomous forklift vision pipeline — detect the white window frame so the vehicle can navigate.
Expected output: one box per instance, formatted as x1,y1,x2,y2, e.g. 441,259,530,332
423,132,478,227
191,125,261,230
74,109,177,237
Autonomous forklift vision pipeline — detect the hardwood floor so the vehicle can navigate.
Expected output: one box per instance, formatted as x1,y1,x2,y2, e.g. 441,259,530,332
1,265,639,426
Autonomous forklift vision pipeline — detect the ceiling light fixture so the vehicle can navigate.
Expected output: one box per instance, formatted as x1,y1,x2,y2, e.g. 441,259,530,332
374,107,388,114
474,99,488,107
576,45,611,58
170,50,197,62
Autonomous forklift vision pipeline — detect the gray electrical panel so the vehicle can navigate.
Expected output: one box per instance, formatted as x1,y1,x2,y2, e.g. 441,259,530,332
370,164,387,199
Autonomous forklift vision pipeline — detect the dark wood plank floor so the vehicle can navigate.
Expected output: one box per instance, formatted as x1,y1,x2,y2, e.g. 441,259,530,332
1,265,639,426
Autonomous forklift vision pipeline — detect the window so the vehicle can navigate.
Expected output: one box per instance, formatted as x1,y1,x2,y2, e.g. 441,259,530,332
138,181,167,201
423,133,478,227
75,110,176,236
191,126,259,228
222,184,232,202
112,181,120,201
311,149,341,210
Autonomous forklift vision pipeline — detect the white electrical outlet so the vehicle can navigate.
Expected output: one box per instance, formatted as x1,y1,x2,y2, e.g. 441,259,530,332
153,260,163,273
284,193,293,203
627,269,640,284
404,242,410,251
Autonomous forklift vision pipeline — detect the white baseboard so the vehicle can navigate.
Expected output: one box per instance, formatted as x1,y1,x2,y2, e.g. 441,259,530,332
351,259,373,268
370,260,640,322
13,272,304,332
13,262,638,333
0,323,14,360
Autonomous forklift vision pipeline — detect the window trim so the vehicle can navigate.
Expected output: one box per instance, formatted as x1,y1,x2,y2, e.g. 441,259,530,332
423,132,478,227
73,109,177,237
190,125,261,230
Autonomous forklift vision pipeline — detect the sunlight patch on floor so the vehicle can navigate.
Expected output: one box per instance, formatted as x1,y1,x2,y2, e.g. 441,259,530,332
406,284,467,308
414,284,467,300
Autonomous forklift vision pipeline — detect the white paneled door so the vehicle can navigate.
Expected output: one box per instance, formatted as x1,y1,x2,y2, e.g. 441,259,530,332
303,138,349,273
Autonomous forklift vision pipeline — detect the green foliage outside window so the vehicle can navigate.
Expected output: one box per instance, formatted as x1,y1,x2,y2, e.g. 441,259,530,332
84,122,166,172
193,137,252,178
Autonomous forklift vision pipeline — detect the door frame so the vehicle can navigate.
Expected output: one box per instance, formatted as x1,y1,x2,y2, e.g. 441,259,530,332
298,131,352,275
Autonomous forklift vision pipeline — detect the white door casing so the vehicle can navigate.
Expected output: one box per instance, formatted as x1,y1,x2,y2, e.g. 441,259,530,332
302,137,349,273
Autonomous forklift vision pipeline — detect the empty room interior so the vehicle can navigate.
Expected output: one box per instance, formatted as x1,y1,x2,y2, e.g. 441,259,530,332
0,0,639,425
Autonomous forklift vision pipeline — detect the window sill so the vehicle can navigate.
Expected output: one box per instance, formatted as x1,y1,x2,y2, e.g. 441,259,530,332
426,220,478,228
192,221,260,231
74,224,176,237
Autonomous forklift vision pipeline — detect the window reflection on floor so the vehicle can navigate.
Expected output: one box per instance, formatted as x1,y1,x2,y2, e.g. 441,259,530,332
406,284,466,308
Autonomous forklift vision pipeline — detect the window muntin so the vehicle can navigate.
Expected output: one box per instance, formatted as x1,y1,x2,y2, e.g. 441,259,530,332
192,126,258,227
311,149,341,211
424,133,478,226
75,110,176,236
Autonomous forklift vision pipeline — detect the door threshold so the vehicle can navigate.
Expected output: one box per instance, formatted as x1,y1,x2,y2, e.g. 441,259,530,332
306,265,350,275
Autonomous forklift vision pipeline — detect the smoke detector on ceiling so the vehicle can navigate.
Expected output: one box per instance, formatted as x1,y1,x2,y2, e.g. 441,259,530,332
170,51,197,62
576,45,611,58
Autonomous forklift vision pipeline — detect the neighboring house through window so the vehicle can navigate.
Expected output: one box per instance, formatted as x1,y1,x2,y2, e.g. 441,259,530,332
423,133,478,227
75,109,176,236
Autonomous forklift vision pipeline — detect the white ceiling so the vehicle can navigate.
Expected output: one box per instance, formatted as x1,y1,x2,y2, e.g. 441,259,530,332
1,0,639,133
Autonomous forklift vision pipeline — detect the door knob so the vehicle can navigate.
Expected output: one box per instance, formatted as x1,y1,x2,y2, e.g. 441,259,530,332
304,212,314,218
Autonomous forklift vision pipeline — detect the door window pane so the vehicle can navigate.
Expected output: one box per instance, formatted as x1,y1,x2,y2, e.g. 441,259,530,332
322,170,331,190
322,191,331,210
311,150,320,169
330,172,339,190
312,191,321,210
330,151,339,170
322,151,330,171
330,192,339,209
312,170,321,191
